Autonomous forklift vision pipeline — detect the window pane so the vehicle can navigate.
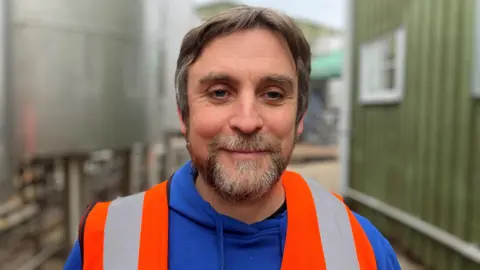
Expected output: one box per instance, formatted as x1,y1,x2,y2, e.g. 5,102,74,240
382,35,396,91
373,46,383,92
359,25,406,103
385,68,395,90
386,35,396,61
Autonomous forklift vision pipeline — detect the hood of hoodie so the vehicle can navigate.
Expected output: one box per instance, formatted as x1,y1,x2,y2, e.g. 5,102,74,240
168,161,287,269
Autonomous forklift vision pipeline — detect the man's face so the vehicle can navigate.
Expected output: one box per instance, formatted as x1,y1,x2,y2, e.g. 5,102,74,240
180,28,304,202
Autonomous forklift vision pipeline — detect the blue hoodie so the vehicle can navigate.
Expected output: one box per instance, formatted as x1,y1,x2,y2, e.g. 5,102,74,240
64,161,400,270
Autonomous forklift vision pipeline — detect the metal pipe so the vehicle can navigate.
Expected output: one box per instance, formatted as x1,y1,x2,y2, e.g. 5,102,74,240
339,0,354,196
0,0,14,203
347,188,480,264
148,143,165,187
67,158,82,246
130,143,143,194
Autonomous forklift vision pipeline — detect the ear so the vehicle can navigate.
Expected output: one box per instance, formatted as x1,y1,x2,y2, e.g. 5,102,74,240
178,107,187,135
295,112,305,137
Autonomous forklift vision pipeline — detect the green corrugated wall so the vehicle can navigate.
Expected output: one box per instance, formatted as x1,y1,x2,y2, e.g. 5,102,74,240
472,99,480,264
348,0,479,269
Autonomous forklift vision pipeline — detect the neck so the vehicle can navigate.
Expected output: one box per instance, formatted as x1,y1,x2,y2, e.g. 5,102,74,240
195,174,285,224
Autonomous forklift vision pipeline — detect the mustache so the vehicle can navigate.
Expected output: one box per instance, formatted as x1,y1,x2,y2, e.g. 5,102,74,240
209,134,281,152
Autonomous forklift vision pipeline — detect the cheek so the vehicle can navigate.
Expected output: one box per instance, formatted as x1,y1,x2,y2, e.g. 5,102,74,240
188,106,229,155
262,109,297,150
280,129,297,154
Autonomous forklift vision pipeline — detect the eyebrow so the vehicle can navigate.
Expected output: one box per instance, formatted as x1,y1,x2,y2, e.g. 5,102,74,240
199,72,240,86
259,74,295,90
199,72,295,90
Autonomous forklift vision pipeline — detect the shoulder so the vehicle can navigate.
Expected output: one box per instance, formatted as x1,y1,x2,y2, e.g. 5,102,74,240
63,240,82,270
352,212,401,270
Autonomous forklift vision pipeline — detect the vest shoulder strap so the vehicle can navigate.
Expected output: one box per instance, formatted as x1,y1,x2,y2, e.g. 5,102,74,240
78,201,97,265
80,181,170,270
81,200,112,269
303,175,377,270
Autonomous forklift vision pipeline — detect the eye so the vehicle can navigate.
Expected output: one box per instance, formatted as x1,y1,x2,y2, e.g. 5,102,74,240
209,89,230,99
264,91,284,100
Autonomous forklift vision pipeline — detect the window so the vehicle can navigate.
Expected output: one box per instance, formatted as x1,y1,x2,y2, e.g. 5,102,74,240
473,0,480,98
359,26,406,104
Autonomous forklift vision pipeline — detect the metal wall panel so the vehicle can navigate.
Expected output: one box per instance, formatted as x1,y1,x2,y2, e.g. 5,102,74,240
469,2,480,254
471,102,480,269
348,0,479,269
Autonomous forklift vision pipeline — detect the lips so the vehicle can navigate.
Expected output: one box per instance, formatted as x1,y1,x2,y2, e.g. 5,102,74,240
222,149,270,159
224,149,269,154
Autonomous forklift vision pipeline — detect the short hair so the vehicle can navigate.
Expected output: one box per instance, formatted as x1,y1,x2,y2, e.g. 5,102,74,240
174,5,311,123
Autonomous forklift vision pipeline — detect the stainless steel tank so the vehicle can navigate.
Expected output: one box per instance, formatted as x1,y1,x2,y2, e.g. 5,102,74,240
0,0,13,202
145,0,201,186
158,0,202,133
9,0,149,159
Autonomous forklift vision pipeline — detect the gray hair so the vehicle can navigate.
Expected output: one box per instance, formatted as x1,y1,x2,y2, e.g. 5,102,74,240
174,5,311,124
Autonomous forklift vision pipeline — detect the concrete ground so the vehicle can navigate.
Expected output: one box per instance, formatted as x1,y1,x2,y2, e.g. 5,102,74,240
287,160,425,270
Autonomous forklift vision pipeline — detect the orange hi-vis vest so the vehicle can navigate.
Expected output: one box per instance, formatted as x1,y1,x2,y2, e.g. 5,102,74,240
80,171,377,270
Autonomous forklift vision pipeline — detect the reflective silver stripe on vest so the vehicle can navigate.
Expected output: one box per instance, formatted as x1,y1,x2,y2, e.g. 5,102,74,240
305,177,360,270
104,192,145,270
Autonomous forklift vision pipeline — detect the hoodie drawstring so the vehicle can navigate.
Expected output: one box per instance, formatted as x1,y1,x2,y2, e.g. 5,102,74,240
279,220,287,256
216,218,226,270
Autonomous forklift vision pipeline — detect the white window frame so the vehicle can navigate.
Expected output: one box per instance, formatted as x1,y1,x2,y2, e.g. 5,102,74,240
359,26,407,105
473,0,480,98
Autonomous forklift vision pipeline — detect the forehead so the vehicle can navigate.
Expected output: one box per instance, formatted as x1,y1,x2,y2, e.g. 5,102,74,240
188,28,297,86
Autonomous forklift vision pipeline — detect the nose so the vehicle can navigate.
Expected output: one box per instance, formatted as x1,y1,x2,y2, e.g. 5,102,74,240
229,92,263,135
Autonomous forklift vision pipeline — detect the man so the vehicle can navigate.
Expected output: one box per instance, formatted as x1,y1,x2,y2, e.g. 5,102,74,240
64,5,401,270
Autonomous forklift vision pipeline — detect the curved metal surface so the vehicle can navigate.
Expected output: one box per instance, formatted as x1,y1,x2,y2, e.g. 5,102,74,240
156,0,201,134
0,0,200,201
0,0,13,202
10,0,149,158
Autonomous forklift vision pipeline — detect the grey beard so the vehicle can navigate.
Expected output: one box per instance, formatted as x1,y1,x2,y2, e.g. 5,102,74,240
188,133,292,203
203,151,287,202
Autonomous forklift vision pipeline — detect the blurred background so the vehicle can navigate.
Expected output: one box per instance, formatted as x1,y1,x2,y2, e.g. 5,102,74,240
0,0,478,269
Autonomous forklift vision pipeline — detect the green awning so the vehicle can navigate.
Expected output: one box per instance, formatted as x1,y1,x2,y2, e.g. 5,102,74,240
311,50,344,80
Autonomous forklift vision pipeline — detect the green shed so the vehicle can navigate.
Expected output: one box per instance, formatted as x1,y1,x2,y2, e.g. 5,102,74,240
341,0,480,269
